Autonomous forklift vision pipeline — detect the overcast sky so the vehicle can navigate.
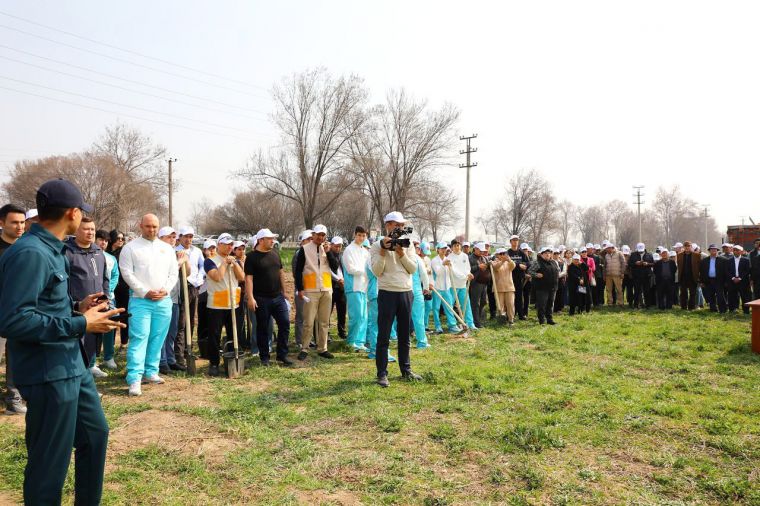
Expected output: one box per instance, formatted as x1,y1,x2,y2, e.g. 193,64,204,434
1,0,758,236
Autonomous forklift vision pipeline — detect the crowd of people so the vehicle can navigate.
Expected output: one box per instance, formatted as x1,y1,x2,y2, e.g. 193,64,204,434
0,179,758,504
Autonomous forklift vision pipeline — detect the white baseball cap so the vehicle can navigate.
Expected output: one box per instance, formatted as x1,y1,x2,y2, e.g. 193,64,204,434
722,242,733,248
256,228,279,239
298,229,313,241
384,211,407,223
593,244,601,250
473,242,486,250
331,236,344,245
636,243,645,252
25,208,38,220
509,234,519,241
734,244,744,251
203,239,217,249
585,243,594,249
232,240,245,249
621,245,631,254
495,248,507,255
313,224,328,234
218,233,234,244
178,226,195,236
668,250,676,257
520,242,529,250
572,253,581,260
463,241,471,247
673,242,683,248
158,226,176,238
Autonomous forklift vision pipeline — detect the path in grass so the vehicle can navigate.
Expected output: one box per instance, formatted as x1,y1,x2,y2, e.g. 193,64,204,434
1,309,758,505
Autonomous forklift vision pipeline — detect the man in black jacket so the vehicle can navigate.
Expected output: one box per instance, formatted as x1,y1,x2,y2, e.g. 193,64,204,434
653,250,677,309
700,244,727,313
528,246,559,325
628,243,654,309
64,217,109,378
507,235,530,320
750,238,760,300
725,245,752,314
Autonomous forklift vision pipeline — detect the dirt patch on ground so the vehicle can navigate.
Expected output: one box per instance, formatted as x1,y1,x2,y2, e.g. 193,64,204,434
0,491,20,506
108,409,239,467
0,413,25,430
102,376,219,410
294,489,363,505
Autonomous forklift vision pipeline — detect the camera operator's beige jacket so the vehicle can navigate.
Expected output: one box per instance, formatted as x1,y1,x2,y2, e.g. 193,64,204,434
370,240,417,292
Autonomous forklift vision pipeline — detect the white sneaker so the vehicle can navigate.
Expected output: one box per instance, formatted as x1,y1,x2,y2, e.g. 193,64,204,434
90,366,109,378
141,375,165,385
128,383,142,396
101,359,118,370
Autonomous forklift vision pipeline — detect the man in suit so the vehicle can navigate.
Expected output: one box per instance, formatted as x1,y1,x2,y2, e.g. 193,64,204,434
725,245,752,314
699,244,727,313
676,241,701,310
628,243,654,309
749,238,760,300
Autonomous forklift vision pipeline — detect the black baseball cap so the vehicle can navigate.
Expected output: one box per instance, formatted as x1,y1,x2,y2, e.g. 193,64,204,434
36,179,93,213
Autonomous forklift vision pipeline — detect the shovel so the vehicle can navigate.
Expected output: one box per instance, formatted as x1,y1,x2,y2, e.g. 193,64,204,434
489,262,503,321
430,286,469,337
223,267,246,378
180,263,197,375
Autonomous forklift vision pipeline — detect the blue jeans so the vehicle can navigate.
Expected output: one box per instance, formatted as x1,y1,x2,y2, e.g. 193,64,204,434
160,303,179,367
126,297,172,385
254,294,289,361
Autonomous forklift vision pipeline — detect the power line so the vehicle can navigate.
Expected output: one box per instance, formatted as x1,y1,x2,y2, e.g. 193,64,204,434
0,9,268,91
0,75,260,134
0,84,272,142
0,47,269,116
0,23,269,99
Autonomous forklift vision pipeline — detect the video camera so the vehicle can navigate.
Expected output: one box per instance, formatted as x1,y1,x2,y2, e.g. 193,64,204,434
381,226,413,250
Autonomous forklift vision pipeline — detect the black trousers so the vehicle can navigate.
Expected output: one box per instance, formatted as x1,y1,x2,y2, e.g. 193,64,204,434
522,281,532,317
114,286,130,345
376,290,413,379
487,282,497,319
702,279,727,313
535,288,556,323
17,372,108,506
554,281,566,311
679,280,697,310
633,278,650,308
657,279,674,309
469,282,488,327
197,292,209,358
175,284,198,366
593,278,605,306
568,283,584,315
207,308,233,366
727,283,751,313
623,276,634,306
514,278,527,318
331,286,347,338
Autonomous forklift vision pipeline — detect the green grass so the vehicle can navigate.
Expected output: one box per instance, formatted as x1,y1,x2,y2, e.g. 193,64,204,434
1,308,759,504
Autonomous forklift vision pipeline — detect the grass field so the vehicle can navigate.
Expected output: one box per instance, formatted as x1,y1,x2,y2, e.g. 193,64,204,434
1,308,759,505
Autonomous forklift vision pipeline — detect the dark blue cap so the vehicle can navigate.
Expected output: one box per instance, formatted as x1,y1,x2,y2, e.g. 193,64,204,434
36,179,93,213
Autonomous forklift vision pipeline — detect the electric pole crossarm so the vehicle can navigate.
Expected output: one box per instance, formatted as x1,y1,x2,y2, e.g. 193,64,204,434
459,134,478,242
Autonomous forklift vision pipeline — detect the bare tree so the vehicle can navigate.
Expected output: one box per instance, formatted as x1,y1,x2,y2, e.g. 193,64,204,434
412,180,460,243
555,200,576,245
524,185,557,247
501,169,546,238
574,205,606,245
238,68,368,228
349,89,459,229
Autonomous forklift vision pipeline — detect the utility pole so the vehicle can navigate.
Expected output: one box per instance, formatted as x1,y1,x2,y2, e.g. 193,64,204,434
459,134,478,241
167,158,177,227
633,185,644,243
702,205,709,248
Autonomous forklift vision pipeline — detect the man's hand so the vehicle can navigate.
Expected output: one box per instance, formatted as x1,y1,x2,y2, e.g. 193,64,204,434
79,292,106,312
580,279,584,285
224,256,235,265
337,279,344,287
84,303,125,334
297,291,305,300
536,273,544,279
145,290,166,301
394,245,404,257
519,264,527,271
443,259,451,266
467,273,474,281
423,289,430,296
478,263,487,271
247,296,258,311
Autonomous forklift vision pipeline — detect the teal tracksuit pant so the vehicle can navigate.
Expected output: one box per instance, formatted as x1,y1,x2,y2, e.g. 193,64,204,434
346,291,368,349
434,288,459,332
411,290,429,347
126,297,173,385
453,287,475,327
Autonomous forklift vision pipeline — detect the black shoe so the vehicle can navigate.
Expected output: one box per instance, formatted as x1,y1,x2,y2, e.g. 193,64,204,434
208,365,220,377
277,356,294,366
298,351,308,361
547,320,557,325
261,360,271,367
318,351,334,359
436,330,444,335
401,370,423,381
169,363,186,371
518,316,527,321
538,321,545,325
159,365,172,375
377,376,390,388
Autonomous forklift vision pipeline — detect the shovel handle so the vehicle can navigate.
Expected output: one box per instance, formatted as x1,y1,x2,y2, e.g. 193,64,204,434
430,286,468,329
489,263,502,314
227,267,240,357
180,263,193,348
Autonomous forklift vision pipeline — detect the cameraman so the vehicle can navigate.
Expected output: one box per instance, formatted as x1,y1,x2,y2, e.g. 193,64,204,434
369,212,422,388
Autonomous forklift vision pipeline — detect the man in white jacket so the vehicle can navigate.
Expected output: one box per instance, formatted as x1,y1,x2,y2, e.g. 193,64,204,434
447,240,475,328
118,214,179,396
342,226,370,352
431,242,461,334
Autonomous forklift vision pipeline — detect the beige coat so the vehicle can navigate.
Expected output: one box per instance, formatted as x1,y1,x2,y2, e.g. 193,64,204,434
492,256,516,292
604,250,627,278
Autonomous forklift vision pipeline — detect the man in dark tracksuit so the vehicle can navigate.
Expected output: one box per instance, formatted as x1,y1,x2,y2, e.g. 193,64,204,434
0,179,123,505
507,235,530,320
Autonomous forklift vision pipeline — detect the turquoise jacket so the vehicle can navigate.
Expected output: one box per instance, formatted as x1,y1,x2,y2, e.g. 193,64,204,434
0,224,87,386
367,263,378,301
